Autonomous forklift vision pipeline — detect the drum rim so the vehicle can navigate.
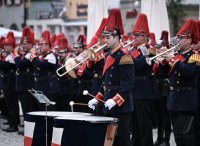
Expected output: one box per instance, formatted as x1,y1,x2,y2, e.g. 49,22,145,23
55,116,118,124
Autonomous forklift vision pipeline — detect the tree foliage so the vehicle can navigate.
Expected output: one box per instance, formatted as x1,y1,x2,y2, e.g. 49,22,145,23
167,0,184,36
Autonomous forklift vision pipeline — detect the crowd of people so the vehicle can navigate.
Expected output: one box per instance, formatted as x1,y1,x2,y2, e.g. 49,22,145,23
0,8,200,146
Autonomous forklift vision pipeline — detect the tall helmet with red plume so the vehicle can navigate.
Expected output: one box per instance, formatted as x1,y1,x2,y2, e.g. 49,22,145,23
131,13,150,37
73,34,87,49
57,37,70,53
177,19,199,44
102,9,124,36
50,34,57,46
0,37,5,49
149,33,156,46
39,30,51,46
20,26,35,44
157,30,169,48
3,31,16,48
95,18,108,37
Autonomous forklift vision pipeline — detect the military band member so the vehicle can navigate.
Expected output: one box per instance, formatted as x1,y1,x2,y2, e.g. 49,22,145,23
1,32,20,132
0,36,9,119
130,13,156,146
56,36,75,111
88,9,135,146
152,31,171,146
165,19,199,146
194,20,200,146
73,34,93,112
13,27,38,117
30,30,60,110
86,18,107,114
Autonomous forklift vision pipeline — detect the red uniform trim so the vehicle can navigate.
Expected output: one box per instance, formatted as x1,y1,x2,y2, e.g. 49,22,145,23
112,93,125,106
131,49,140,58
102,55,115,76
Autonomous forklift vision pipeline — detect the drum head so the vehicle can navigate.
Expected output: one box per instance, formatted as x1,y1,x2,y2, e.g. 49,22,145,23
27,111,92,117
65,57,77,79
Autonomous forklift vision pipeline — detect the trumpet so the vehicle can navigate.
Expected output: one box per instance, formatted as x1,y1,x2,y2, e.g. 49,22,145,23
145,44,179,65
123,39,135,48
56,43,107,77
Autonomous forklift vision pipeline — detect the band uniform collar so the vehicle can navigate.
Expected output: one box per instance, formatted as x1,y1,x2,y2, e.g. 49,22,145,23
180,47,192,55
111,43,122,54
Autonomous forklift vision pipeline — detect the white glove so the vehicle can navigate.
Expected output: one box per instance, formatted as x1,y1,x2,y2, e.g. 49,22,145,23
155,56,164,63
88,98,99,110
104,99,116,110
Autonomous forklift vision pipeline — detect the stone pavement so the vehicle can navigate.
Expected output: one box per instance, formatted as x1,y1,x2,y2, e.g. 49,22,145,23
0,117,23,146
0,116,176,146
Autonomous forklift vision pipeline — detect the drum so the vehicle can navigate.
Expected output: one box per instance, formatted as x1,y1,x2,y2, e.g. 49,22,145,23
24,111,92,146
51,115,118,146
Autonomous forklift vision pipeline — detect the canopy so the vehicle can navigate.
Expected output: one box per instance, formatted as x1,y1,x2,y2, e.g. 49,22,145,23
87,0,108,43
141,0,170,40
0,27,22,38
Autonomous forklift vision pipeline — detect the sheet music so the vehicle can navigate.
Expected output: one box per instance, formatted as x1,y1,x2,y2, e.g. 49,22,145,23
28,89,55,105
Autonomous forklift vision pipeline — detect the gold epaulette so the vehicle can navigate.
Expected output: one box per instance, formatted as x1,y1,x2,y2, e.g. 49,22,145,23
119,55,134,65
188,54,200,66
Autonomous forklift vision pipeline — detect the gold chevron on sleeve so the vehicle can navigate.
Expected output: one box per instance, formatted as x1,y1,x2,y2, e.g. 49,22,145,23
188,54,200,65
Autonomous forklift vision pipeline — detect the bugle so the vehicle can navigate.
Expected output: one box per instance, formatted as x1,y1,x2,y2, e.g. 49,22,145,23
145,44,179,65
56,43,107,77
123,39,135,48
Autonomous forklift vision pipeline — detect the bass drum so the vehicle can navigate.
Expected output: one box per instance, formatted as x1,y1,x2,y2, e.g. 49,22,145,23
65,57,78,79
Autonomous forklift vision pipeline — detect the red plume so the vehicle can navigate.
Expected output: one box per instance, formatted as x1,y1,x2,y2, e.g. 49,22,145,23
177,19,199,44
132,13,150,37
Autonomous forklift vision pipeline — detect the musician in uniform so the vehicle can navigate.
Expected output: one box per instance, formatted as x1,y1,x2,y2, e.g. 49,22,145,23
1,32,20,132
30,30,60,110
165,19,199,146
13,27,38,117
88,9,135,146
56,36,75,111
152,31,171,146
194,20,200,146
73,35,94,112
0,36,9,119
129,14,156,146
86,18,107,114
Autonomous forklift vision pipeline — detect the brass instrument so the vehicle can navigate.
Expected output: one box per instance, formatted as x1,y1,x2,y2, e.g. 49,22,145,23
56,43,107,77
145,44,179,65
123,39,135,48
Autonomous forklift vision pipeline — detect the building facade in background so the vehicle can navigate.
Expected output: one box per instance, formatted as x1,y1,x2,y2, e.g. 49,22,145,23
0,0,24,30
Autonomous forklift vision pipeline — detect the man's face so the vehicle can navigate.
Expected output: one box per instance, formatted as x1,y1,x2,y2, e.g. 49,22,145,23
4,45,13,53
58,50,67,60
74,47,83,56
22,43,32,52
105,35,117,49
98,35,106,46
177,36,192,51
133,33,147,46
40,43,50,55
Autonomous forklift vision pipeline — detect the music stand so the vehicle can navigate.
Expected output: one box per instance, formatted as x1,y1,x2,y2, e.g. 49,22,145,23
28,89,55,146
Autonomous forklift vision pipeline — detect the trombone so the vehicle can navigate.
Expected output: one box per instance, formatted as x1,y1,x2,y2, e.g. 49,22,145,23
56,43,107,77
145,44,179,65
